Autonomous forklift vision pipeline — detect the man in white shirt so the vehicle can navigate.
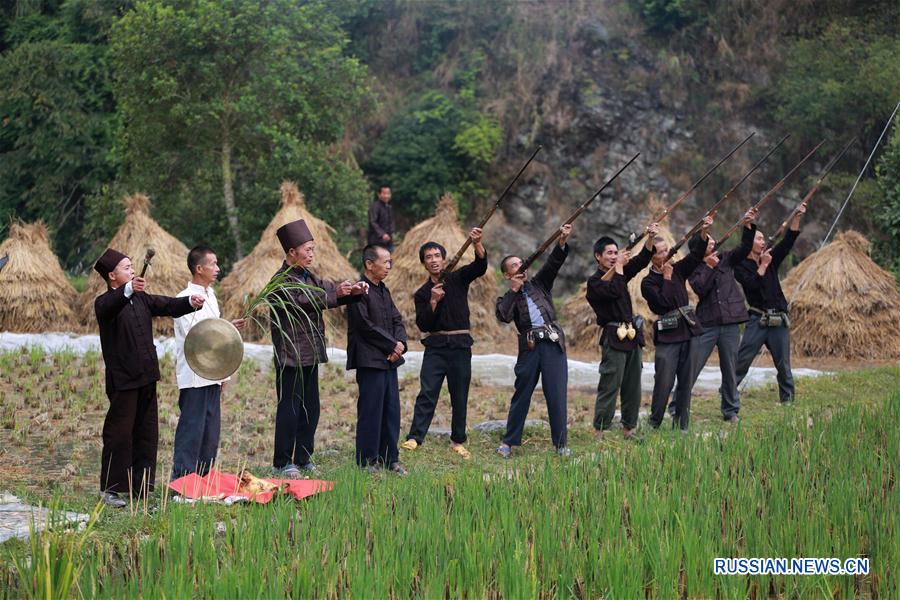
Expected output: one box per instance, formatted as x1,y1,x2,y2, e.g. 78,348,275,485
171,246,245,479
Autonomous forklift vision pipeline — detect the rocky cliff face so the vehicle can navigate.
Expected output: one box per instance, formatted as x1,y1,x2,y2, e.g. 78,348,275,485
488,17,811,294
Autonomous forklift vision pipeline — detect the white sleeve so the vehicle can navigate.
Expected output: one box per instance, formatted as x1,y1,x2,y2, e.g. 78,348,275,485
124,281,133,298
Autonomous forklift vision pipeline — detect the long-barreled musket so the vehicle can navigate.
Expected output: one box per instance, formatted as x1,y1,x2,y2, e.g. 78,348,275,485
766,138,855,247
715,140,825,249
599,131,755,281
439,146,542,281
667,133,789,260
516,152,641,274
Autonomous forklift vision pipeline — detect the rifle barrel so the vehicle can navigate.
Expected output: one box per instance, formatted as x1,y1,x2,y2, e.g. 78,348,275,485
439,145,542,281
668,133,790,259
716,139,825,248
767,137,855,245
517,152,641,274
626,131,755,252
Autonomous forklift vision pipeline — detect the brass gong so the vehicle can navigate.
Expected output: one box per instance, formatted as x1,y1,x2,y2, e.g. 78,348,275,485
184,318,244,380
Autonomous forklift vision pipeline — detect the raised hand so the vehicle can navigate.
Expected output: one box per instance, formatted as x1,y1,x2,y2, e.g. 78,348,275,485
509,273,526,292
190,294,206,309
132,277,146,294
661,261,674,280
558,223,572,246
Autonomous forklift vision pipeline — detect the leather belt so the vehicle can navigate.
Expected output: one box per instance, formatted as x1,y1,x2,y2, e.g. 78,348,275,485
421,329,471,339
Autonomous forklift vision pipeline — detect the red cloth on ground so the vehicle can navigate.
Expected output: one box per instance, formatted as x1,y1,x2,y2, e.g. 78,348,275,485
168,469,333,504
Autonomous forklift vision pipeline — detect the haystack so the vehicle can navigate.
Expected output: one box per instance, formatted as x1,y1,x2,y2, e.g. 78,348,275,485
78,193,189,336
0,221,80,333
390,193,504,347
782,230,900,359
219,181,358,341
561,199,692,355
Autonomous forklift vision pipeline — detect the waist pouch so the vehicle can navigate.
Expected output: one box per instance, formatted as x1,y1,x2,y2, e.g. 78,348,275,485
753,309,790,328
656,306,697,331
524,325,559,349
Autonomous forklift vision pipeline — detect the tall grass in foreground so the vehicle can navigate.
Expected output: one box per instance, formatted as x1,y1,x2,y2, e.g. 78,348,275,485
5,396,898,598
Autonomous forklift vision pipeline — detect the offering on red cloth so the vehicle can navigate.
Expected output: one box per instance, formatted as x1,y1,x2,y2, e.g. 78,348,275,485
169,469,334,504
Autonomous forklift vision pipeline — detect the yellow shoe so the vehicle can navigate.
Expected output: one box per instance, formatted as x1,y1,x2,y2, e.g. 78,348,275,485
450,443,471,460
400,439,419,451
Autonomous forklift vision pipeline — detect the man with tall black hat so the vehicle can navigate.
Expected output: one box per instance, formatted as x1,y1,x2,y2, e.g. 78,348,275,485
347,244,407,473
495,224,573,458
93,248,204,507
400,227,487,460
269,219,368,478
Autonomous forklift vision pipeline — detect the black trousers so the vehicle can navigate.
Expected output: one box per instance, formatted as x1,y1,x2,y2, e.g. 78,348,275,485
406,347,471,445
650,340,693,430
100,383,158,496
503,341,568,448
171,384,222,479
355,367,400,466
273,364,320,469
735,315,795,403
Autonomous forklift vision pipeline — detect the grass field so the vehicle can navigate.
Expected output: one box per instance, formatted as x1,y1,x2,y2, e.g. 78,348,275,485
1,349,897,597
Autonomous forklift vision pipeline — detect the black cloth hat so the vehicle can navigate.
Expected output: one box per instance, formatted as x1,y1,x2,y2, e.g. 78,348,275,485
276,219,314,253
94,248,128,280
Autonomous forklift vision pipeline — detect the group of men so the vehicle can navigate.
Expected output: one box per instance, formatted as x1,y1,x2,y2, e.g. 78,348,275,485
92,183,806,506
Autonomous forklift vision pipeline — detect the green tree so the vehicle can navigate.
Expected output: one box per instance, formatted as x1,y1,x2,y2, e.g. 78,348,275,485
875,117,900,281
774,23,900,151
0,1,122,268
110,0,370,260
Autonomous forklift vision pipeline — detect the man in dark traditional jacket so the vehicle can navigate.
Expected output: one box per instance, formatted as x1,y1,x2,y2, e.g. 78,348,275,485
586,224,658,440
367,185,395,250
94,248,204,507
269,219,367,478
347,244,408,473
495,224,572,458
733,203,807,405
686,208,758,422
640,218,711,430
401,227,487,460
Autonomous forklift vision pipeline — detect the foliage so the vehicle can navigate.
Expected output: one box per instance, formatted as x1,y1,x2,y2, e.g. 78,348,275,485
631,0,707,34
0,2,121,269
875,117,900,281
109,0,371,264
773,22,900,152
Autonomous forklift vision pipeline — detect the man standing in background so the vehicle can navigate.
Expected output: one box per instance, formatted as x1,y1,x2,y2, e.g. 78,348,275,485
367,185,395,251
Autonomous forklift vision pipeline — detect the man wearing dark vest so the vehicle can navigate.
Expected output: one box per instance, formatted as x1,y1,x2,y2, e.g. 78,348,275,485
347,244,408,473
587,223,659,440
93,249,204,507
686,208,758,422
495,224,572,458
269,219,367,478
640,217,711,430
733,203,807,405
401,227,487,460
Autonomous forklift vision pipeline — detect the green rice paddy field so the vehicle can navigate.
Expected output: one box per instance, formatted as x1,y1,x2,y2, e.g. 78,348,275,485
1,349,897,598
